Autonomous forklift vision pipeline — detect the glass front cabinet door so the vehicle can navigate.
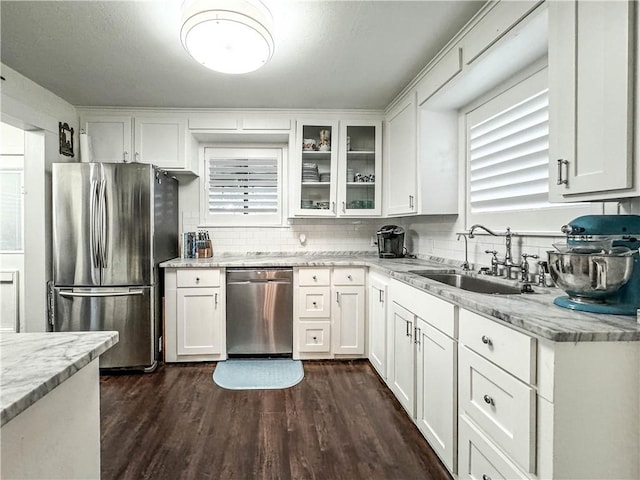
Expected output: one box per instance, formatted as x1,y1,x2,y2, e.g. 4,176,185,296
338,121,382,216
296,121,339,216
294,119,381,217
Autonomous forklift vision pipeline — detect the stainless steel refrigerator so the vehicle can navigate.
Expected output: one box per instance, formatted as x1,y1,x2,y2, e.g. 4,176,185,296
50,162,178,371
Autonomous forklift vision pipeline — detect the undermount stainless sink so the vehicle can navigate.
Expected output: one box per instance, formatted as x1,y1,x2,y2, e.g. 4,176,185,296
408,271,525,295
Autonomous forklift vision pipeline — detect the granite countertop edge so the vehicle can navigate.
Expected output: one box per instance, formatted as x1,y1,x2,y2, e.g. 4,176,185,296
160,254,640,343
0,331,118,426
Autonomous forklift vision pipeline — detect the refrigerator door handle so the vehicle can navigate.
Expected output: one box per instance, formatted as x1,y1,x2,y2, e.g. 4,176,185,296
58,289,145,298
90,179,100,269
98,179,108,268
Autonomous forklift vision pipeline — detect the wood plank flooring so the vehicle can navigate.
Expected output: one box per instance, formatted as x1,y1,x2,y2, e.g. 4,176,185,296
100,360,452,480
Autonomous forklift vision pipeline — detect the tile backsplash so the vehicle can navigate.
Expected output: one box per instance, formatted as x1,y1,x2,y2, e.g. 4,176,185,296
182,197,639,277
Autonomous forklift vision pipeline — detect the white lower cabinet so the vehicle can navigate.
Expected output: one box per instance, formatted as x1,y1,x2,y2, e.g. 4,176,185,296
368,272,389,378
294,267,365,359
458,416,528,480
387,279,458,474
176,287,222,356
388,302,416,415
416,318,457,474
164,268,226,362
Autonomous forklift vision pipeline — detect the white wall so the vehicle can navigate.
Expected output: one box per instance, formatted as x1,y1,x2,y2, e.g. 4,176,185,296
1,63,78,331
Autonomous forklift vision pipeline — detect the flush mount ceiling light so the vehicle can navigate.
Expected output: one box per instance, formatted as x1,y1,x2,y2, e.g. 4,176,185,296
180,0,274,74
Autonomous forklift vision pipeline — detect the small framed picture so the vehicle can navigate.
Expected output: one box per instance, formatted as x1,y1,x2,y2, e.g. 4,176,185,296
59,122,74,157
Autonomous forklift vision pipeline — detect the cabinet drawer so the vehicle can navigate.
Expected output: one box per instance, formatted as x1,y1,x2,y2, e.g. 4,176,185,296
297,321,331,353
297,287,331,318
332,267,366,286
459,309,535,383
298,268,331,286
176,269,220,288
458,416,528,480
459,347,536,473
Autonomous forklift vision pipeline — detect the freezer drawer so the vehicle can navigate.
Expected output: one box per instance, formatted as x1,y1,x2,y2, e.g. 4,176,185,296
52,286,154,369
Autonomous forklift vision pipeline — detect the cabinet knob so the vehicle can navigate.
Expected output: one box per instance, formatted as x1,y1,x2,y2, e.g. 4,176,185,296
481,335,492,346
483,394,494,406
312,301,317,306
312,275,317,281
482,475,492,480
195,277,200,282
347,274,352,280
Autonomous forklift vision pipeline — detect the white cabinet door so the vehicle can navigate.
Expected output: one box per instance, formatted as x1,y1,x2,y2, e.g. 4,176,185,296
416,318,457,474
176,287,222,355
548,0,634,200
385,94,418,215
388,302,416,416
368,275,388,378
332,286,365,355
82,116,132,163
294,120,339,216
338,121,382,216
134,117,187,171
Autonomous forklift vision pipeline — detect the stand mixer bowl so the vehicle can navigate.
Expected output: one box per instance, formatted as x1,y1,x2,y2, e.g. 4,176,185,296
548,251,634,303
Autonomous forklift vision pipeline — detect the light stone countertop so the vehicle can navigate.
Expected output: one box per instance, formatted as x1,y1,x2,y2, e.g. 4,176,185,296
161,252,640,343
0,331,118,426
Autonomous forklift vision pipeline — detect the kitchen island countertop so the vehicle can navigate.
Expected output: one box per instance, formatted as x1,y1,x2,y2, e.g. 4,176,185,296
0,331,118,426
161,253,640,343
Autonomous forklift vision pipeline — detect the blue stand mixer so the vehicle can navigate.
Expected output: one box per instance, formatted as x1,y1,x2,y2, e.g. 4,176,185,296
548,215,640,316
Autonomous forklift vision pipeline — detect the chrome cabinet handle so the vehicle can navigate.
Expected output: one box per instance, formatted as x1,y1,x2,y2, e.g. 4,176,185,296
405,320,413,338
332,201,336,213
214,292,218,306
342,201,346,213
414,327,421,345
123,151,129,163
483,394,494,406
336,292,340,304
481,335,492,346
379,290,384,303
409,195,414,209
135,152,140,163
557,159,569,185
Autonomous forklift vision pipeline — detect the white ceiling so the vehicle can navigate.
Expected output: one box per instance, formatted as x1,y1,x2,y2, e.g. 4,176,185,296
0,1,485,110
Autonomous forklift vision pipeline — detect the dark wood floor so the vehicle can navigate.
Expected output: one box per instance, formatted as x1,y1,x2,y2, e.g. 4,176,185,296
100,360,452,480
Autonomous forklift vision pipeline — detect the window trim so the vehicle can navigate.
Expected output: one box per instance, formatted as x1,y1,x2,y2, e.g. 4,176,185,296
199,145,288,227
461,65,594,235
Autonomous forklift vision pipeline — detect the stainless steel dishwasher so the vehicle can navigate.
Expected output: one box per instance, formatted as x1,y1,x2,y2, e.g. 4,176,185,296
226,268,293,356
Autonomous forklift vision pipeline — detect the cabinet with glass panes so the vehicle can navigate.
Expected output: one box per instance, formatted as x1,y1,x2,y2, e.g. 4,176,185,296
294,119,381,217
339,122,381,216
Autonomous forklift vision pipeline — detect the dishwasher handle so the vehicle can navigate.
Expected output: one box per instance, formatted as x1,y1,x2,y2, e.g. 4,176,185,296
227,279,292,285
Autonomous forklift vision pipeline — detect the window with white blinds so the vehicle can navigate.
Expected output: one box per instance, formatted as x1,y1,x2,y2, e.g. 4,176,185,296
0,170,24,251
468,87,549,213
202,147,283,225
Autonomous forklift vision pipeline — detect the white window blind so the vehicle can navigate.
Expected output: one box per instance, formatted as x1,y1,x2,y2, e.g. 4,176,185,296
207,157,278,214
468,89,549,213
202,147,284,226
0,171,24,251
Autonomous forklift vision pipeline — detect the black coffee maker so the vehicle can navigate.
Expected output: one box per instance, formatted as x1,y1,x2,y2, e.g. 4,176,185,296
377,225,405,258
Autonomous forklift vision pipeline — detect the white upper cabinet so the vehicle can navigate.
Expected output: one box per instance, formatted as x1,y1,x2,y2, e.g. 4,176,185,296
385,94,418,216
80,113,195,173
548,0,636,201
82,116,132,163
293,119,381,217
133,117,188,171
